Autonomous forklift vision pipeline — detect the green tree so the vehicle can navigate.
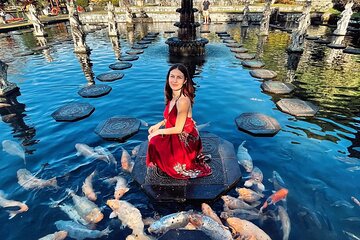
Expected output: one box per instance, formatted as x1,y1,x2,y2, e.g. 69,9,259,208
76,0,89,8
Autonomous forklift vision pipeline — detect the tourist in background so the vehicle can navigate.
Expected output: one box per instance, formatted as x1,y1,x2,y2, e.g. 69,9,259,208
146,64,212,179
202,0,210,24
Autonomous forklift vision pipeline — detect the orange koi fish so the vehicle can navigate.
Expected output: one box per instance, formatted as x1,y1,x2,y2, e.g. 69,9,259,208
260,188,288,212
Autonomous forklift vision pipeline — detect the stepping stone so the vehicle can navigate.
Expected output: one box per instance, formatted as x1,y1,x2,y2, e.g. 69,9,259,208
32,46,50,51
223,39,237,43
164,31,176,33
158,229,211,240
200,30,210,33
132,44,148,49
109,62,132,70
235,112,281,136
118,55,139,61
78,84,112,98
215,31,227,34
220,36,233,40
51,102,95,122
343,48,360,55
226,43,243,48
261,80,294,94
218,33,230,37
235,53,256,60
305,36,319,40
132,132,241,202
96,72,124,82
241,60,265,68
14,51,34,57
231,47,248,53
138,40,151,44
327,43,346,49
250,69,277,79
276,99,319,117
125,49,144,55
147,32,159,36
95,116,141,141
314,39,331,44
143,37,156,41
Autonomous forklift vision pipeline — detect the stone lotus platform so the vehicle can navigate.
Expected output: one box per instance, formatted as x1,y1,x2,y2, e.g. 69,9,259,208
327,43,346,49
132,44,148,49
226,43,243,48
231,47,248,53
119,55,139,61
158,229,211,240
132,132,241,202
51,102,95,122
261,80,294,94
95,116,141,141
78,84,112,98
235,112,281,136
109,62,132,70
96,72,124,82
276,99,319,117
235,53,255,60
250,69,277,80
241,60,265,68
343,48,360,55
125,50,144,55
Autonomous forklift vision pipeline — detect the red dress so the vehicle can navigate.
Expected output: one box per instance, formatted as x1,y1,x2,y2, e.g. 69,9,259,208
146,102,212,179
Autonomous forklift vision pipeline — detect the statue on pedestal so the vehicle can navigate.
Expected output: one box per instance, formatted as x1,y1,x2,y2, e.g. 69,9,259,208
333,0,354,36
0,60,19,96
107,2,118,36
26,4,46,37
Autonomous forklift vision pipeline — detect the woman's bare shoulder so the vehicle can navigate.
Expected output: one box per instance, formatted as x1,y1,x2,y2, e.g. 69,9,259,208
177,96,191,109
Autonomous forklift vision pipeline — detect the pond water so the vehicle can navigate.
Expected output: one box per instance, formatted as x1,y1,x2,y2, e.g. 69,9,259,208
0,22,359,240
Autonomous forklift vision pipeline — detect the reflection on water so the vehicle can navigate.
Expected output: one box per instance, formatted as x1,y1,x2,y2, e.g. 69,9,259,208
0,22,359,240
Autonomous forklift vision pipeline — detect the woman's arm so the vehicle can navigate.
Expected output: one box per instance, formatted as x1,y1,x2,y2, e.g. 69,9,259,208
148,119,166,134
149,98,190,140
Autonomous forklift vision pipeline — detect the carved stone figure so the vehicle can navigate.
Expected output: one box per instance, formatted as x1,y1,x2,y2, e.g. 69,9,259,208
333,0,354,36
242,0,250,27
25,4,46,37
288,1,311,52
259,0,271,36
0,60,19,96
107,2,118,36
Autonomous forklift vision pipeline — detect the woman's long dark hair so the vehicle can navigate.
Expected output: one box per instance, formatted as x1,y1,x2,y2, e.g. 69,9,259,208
164,64,196,105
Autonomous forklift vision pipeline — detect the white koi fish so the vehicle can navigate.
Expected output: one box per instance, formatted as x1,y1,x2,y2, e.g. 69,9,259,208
17,169,58,190
237,141,253,172
82,171,97,201
0,190,29,219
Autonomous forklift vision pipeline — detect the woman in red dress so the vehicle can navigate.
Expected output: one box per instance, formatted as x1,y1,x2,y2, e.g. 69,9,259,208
146,64,212,179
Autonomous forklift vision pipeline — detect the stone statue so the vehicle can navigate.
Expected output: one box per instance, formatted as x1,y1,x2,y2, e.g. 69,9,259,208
333,0,354,36
287,0,311,52
242,0,250,27
123,0,134,25
259,0,271,36
107,2,118,36
75,53,94,85
25,4,46,37
0,60,19,96
67,0,90,53
110,35,121,59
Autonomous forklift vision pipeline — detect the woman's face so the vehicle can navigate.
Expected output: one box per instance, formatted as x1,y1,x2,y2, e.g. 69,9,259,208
168,68,186,92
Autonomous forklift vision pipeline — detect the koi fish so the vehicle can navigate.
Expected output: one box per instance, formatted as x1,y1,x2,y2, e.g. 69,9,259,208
236,187,264,203
82,171,97,201
38,231,68,240
121,147,134,173
148,211,190,234
278,206,290,240
221,195,259,211
55,220,111,240
2,140,25,163
201,203,223,226
236,141,253,172
351,196,360,207
260,188,288,212
189,213,233,240
17,169,58,190
226,217,271,240
0,190,29,219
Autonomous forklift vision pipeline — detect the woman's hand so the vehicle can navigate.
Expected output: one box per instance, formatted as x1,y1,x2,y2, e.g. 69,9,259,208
148,124,159,134
148,129,162,141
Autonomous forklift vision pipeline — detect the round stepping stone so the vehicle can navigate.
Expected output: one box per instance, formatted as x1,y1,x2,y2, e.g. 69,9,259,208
200,30,210,33
261,80,294,94
14,51,34,57
78,84,112,98
226,43,243,48
231,47,248,53
143,37,155,41
327,43,346,49
220,36,233,40
147,32,159,36
241,60,265,68
314,39,331,44
119,55,139,61
218,33,230,37
235,53,256,60
235,112,281,136
164,31,176,33
96,72,124,82
138,40,151,44
250,69,277,79
125,49,144,55
223,39,237,43
276,99,319,117
305,36,319,40
51,102,95,122
343,48,360,55
216,31,227,34
109,62,132,70
132,44,148,49
95,116,141,141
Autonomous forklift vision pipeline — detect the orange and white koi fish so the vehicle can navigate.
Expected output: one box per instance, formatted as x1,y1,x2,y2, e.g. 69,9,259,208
82,171,97,201
121,147,134,173
0,190,29,219
260,188,288,212
201,203,223,226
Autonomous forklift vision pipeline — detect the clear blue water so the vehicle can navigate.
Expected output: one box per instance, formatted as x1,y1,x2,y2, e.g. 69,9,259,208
0,22,360,239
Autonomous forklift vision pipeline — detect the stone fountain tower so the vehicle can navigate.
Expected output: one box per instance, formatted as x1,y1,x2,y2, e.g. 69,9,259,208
166,0,208,57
